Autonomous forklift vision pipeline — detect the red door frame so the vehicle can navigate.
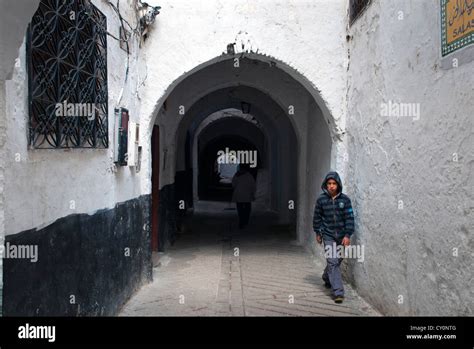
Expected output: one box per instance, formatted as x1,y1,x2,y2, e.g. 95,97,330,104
151,126,160,251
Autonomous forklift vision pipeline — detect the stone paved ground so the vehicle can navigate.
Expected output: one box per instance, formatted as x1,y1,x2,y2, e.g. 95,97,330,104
119,202,380,316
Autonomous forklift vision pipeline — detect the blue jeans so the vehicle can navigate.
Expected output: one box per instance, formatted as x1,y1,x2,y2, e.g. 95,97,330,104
322,235,344,297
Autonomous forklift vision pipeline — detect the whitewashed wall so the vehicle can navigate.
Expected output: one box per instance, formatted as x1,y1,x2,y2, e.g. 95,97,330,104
4,0,348,237
346,0,474,315
140,0,348,190
4,0,147,236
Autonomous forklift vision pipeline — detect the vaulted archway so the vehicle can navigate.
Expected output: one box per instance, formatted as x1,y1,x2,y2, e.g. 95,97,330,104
148,54,333,250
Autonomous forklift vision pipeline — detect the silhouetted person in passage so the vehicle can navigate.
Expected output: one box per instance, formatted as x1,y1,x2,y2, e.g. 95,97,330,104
232,164,256,229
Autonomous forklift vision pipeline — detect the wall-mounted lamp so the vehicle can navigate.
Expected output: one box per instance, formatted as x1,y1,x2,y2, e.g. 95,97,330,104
241,102,251,114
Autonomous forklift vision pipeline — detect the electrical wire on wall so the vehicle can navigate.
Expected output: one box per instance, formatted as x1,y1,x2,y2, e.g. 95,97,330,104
105,0,132,106
101,0,160,107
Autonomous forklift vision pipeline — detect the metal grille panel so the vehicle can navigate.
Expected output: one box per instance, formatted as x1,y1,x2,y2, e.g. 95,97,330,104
27,0,108,148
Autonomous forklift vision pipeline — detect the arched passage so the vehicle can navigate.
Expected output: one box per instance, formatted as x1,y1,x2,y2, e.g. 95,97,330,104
149,54,333,251
197,115,265,202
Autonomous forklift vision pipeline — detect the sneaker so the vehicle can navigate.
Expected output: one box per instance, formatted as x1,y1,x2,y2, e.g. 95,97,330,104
333,295,344,304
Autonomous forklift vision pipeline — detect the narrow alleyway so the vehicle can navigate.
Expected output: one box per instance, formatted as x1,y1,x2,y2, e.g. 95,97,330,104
119,202,379,316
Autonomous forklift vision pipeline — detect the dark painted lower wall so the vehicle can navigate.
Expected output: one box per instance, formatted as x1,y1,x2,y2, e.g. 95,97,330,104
157,183,177,252
3,195,152,316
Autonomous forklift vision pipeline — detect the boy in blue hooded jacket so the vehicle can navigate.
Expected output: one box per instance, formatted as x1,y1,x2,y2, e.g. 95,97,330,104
313,171,354,303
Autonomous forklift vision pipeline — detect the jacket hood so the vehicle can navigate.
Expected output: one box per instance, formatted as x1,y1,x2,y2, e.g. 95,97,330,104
321,171,343,195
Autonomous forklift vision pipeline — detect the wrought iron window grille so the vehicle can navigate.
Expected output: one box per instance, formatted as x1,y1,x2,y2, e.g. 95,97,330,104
27,0,108,149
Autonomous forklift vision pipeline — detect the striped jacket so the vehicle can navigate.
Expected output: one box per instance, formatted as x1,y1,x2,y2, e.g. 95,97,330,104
313,171,355,239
